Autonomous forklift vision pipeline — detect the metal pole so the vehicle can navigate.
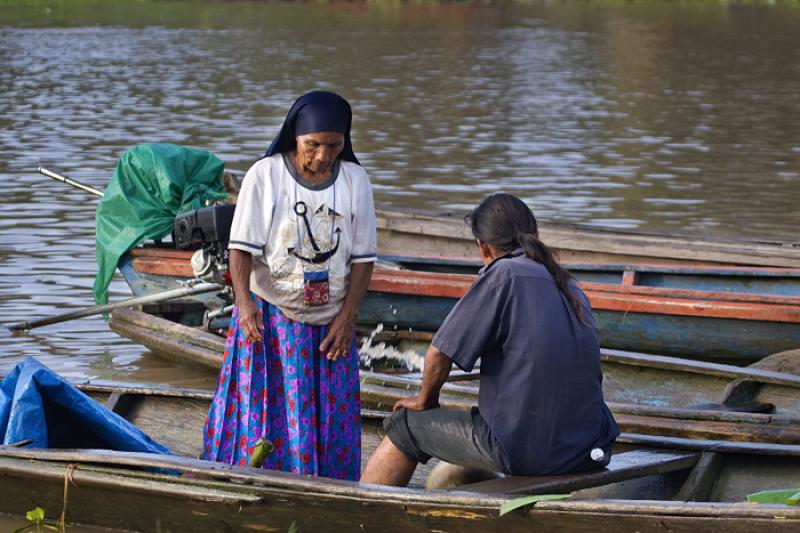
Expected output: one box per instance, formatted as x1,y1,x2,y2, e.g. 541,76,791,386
38,167,104,197
206,304,234,320
6,282,223,331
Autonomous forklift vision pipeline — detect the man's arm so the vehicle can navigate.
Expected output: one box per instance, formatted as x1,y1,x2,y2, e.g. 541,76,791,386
393,345,452,412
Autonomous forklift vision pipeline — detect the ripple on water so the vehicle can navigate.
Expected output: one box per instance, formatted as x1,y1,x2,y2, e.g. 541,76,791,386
2,2,800,385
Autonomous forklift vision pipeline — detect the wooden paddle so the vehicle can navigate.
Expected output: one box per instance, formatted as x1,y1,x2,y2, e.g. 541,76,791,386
38,166,104,197
6,282,224,331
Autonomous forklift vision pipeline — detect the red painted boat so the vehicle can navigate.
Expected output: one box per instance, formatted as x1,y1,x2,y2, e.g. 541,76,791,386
119,248,800,363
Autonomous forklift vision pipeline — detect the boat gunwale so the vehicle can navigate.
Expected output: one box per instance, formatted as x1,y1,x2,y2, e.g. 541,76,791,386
368,349,800,390
125,250,800,324
0,448,799,520
375,208,800,261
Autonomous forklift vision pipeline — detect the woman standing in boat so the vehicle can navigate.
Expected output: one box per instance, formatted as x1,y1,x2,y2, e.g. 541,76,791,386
202,91,376,480
362,193,619,485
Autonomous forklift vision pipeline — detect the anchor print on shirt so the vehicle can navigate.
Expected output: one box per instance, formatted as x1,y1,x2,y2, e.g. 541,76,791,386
288,202,342,265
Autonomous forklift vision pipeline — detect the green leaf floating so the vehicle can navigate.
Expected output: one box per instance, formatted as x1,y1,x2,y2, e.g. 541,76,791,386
500,494,571,516
747,488,800,505
25,507,45,522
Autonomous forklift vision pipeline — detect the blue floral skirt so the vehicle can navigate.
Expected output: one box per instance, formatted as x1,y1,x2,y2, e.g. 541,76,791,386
201,296,361,480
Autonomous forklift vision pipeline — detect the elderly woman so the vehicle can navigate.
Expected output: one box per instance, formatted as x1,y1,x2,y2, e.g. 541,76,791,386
202,91,376,480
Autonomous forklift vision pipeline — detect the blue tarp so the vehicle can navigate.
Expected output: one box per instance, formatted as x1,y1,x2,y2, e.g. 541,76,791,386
0,357,169,454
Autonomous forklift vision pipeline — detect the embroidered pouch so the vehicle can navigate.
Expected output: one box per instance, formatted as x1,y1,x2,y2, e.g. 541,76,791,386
303,270,330,306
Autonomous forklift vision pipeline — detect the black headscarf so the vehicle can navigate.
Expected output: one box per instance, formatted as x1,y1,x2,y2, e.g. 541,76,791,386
264,91,359,165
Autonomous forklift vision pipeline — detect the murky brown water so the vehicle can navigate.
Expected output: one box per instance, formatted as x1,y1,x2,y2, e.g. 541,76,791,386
2,0,800,386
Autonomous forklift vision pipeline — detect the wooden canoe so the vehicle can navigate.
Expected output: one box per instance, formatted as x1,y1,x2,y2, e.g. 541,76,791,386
2,378,800,531
120,249,800,362
109,307,800,446
375,208,800,268
361,269,800,363
381,255,800,297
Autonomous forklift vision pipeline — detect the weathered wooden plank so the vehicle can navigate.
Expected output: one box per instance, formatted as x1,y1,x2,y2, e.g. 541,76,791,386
0,458,512,533
375,208,800,268
108,315,223,370
601,349,800,386
456,450,699,495
614,413,800,443
111,306,226,353
674,452,725,501
616,433,800,457
1,452,798,533
102,392,141,419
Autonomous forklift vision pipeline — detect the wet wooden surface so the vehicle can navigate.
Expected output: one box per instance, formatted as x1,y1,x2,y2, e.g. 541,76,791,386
375,209,800,268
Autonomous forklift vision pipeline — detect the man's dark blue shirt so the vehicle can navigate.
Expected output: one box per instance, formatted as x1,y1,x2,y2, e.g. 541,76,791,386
432,249,619,475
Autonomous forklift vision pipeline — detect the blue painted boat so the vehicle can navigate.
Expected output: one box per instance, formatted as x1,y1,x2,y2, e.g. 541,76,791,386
380,255,800,297
118,248,800,363
364,268,800,364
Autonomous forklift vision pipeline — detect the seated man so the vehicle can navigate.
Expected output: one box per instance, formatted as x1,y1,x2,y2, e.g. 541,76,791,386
361,194,619,486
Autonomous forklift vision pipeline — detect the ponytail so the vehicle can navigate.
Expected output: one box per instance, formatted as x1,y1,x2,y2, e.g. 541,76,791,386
468,193,589,326
516,233,588,326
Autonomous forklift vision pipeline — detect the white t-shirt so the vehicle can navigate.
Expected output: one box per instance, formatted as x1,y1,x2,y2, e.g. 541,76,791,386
228,153,377,325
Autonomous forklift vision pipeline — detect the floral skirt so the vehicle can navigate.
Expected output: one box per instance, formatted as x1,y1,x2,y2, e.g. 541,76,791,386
201,296,361,480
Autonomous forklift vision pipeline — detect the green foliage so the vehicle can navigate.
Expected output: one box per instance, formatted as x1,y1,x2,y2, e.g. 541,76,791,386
288,521,298,533
499,494,571,517
25,508,45,523
13,506,61,533
747,488,800,505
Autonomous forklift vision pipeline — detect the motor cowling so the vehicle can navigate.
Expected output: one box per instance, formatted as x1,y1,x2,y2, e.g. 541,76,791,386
173,204,235,286
190,247,232,285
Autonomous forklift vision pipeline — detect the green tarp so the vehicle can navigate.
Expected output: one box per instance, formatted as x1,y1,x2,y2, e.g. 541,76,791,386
93,143,227,304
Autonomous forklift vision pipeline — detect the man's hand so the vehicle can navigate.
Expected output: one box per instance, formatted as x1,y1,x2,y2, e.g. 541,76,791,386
393,395,439,413
320,309,356,360
392,346,452,412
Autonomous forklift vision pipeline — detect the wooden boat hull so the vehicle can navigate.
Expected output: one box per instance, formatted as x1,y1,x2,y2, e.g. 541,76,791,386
360,286,800,363
2,454,800,533
109,307,800,446
384,255,800,297
375,208,800,268
362,270,800,363
1,379,800,531
119,250,800,363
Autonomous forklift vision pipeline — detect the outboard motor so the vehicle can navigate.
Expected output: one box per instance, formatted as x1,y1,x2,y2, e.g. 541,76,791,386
173,203,236,287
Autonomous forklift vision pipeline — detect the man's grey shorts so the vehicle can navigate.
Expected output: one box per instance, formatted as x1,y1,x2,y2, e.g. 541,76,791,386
384,407,614,474
383,407,504,472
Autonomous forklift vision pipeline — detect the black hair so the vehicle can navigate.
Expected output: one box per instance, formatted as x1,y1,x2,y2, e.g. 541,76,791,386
467,193,588,325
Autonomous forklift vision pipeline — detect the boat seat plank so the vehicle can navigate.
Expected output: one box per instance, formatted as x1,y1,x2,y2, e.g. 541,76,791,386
104,392,141,418
687,401,775,414
456,449,699,496
673,451,725,501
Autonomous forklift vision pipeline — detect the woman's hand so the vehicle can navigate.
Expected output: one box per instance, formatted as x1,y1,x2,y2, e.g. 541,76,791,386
230,250,263,343
320,309,356,361
320,262,374,361
238,297,264,343
393,395,439,412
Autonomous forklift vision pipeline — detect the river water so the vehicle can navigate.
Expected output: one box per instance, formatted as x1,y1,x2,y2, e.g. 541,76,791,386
0,1,799,529
1,1,799,385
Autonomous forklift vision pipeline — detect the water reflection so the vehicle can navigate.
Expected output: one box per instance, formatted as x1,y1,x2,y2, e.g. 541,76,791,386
1,0,799,383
